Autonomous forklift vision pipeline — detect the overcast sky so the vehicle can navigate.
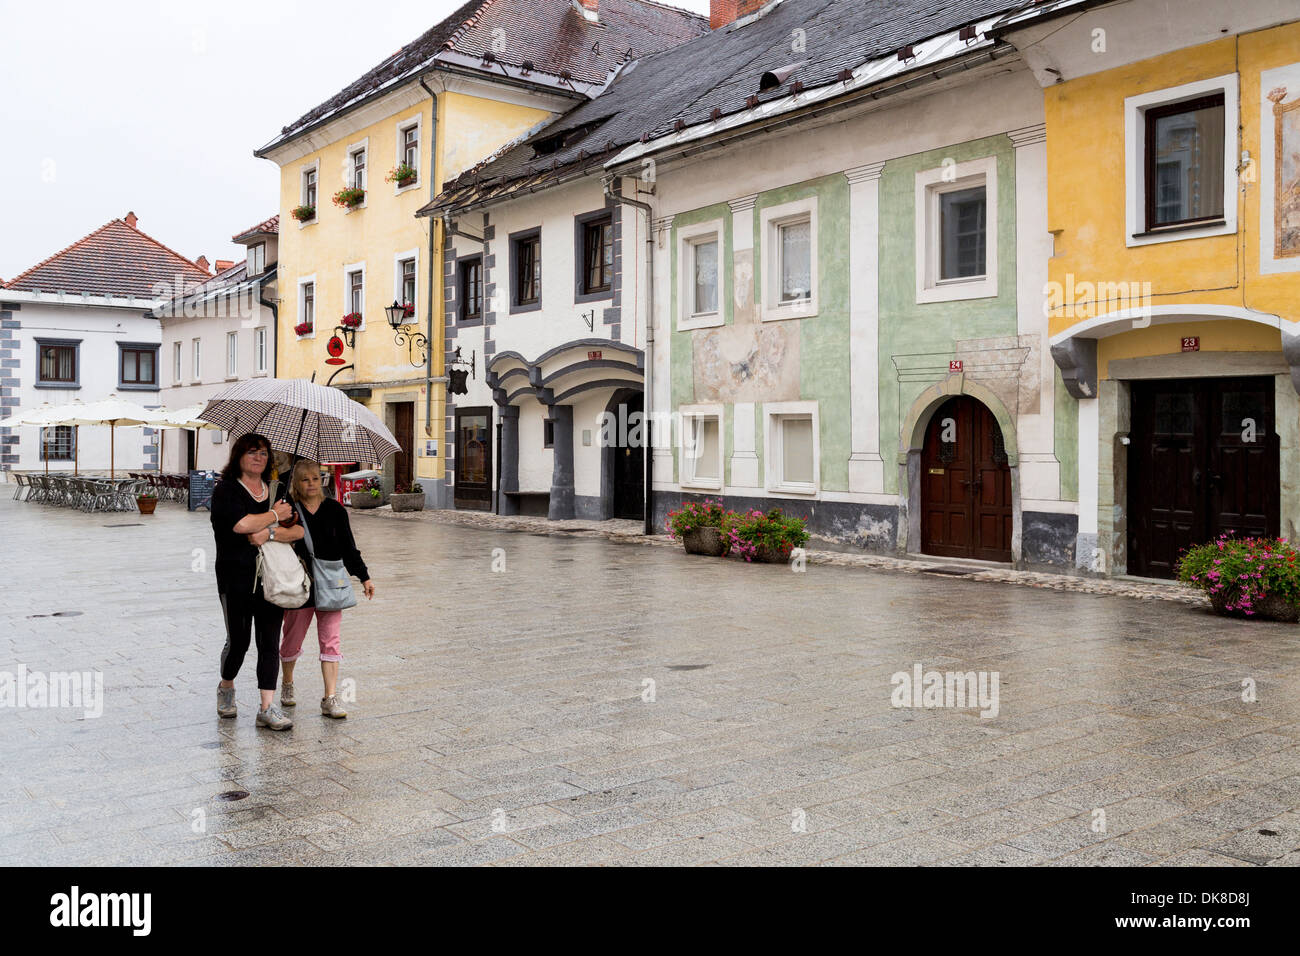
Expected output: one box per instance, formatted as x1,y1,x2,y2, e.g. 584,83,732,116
0,0,710,282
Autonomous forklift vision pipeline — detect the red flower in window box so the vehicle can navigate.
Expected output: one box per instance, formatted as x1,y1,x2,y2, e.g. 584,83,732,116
294,321,313,336
331,186,365,209
341,312,362,329
402,303,415,319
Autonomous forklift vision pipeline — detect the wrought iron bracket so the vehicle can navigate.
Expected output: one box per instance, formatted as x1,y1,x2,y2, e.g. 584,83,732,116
393,326,428,368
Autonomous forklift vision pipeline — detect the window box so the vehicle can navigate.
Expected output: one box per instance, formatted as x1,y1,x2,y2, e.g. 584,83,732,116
386,164,418,188
294,322,314,337
332,187,365,209
341,313,362,330
291,204,316,223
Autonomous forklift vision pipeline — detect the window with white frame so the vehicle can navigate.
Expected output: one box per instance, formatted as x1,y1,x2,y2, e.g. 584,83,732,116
1125,73,1238,247
254,327,267,374
345,266,365,327
173,341,182,383
915,155,998,304
680,407,723,489
351,146,366,190
298,278,316,338
246,243,265,276
226,331,238,377
300,164,318,221
765,401,819,495
397,118,420,188
677,219,724,330
192,338,201,382
760,197,818,321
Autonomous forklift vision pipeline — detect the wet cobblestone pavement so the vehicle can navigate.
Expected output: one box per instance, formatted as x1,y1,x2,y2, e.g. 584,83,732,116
2,494,1299,866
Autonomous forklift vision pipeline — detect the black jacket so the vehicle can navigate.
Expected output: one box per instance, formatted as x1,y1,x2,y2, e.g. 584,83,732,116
292,497,369,608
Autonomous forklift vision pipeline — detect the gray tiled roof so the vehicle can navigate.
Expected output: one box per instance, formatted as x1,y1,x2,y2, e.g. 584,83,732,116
426,0,1035,213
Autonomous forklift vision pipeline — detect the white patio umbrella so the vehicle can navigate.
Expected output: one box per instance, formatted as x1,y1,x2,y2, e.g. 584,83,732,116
198,378,400,466
146,404,221,473
11,403,65,474
53,396,154,479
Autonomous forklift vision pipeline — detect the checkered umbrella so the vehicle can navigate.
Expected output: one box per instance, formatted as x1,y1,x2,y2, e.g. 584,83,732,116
197,378,400,463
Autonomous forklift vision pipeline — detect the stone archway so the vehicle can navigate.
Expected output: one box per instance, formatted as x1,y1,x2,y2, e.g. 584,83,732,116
897,375,1022,564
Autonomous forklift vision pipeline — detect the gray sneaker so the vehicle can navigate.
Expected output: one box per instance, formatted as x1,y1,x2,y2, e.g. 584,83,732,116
217,684,236,718
280,681,296,708
256,705,293,730
320,695,347,719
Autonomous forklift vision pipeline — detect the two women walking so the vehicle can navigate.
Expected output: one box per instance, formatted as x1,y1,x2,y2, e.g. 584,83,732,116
210,434,372,729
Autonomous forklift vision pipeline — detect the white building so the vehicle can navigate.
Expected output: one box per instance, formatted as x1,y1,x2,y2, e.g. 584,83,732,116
156,215,279,474
0,212,212,474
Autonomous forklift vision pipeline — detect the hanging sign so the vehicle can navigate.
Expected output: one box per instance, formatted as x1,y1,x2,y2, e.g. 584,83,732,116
325,335,346,365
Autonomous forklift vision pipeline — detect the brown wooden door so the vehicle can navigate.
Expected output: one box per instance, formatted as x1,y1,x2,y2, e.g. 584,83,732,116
921,396,1012,562
393,402,414,490
1128,377,1278,578
454,407,492,510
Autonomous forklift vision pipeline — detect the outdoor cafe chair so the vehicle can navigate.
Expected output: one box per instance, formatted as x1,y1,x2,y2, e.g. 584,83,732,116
11,473,29,501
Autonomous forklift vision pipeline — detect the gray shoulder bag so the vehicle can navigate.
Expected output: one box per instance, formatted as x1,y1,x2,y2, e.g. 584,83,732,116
295,502,358,611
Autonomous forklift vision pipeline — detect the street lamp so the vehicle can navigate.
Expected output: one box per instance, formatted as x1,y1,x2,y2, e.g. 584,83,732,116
385,300,427,368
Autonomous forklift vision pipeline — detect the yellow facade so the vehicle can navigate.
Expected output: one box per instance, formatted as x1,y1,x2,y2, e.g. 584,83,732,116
1045,22,1300,356
270,87,554,491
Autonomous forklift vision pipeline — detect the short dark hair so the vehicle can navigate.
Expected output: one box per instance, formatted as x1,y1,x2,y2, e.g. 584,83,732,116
220,433,273,485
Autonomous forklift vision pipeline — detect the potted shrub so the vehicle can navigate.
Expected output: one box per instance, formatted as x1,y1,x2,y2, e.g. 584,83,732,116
390,481,425,513
291,204,316,223
135,491,158,515
349,477,384,509
666,497,728,556
332,186,366,209
724,508,810,563
341,312,362,330
294,321,313,337
386,163,418,188
1177,535,1300,622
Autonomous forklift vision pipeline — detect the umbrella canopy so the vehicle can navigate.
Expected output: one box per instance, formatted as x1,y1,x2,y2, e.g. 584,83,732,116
198,378,400,463
12,402,64,426
52,397,154,427
148,404,222,429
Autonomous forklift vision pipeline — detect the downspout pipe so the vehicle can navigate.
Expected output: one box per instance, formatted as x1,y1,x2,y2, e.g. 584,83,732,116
260,280,278,379
604,177,655,535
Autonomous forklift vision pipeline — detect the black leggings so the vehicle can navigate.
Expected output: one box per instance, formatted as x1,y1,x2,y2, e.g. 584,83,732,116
219,590,284,691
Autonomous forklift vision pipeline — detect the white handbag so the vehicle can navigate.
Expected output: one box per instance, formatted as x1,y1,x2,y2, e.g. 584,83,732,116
253,480,311,609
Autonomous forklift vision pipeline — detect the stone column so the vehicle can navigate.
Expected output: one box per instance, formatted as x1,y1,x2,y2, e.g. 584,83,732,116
498,403,519,516
548,404,575,520
845,162,886,493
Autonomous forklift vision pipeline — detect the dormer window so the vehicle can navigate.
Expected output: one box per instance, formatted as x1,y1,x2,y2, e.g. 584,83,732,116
246,243,265,276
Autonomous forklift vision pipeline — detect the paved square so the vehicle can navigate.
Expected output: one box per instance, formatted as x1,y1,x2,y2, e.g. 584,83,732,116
2,494,1299,866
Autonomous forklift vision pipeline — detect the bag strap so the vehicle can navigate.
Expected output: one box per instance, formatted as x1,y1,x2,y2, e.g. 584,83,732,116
295,502,316,558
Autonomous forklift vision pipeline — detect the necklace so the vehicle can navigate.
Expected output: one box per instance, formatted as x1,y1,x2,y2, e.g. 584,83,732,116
240,476,267,501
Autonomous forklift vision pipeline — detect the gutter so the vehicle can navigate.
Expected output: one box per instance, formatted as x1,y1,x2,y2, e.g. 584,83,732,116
603,177,655,535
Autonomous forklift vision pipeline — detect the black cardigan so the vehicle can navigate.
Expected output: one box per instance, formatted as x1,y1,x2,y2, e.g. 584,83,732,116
210,478,274,596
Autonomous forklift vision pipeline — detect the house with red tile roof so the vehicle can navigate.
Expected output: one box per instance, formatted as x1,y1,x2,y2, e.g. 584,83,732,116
0,213,213,474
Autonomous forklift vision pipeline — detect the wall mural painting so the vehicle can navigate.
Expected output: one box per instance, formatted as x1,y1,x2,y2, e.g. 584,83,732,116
1269,84,1300,259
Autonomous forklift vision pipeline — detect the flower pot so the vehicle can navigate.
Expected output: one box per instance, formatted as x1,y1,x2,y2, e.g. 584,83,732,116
350,493,383,509
397,175,416,188
390,492,425,513
136,496,157,515
682,526,726,556
1208,591,1300,622
752,544,792,564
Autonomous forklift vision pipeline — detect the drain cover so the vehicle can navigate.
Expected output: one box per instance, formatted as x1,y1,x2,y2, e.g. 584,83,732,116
217,791,249,802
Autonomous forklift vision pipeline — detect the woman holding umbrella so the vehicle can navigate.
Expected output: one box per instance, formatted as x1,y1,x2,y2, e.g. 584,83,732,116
211,433,302,730
278,459,374,718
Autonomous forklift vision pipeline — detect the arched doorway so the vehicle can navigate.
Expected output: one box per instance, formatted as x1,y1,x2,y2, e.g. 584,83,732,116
920,396,1012,562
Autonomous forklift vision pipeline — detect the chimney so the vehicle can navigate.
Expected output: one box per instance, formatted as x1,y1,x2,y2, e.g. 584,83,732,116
195,255,210,274
711,0,767,29
574,0,599,23
124,211,138,229
215,259,235,272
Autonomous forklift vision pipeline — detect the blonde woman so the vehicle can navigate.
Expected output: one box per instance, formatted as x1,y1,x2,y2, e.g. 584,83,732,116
279,459,374,718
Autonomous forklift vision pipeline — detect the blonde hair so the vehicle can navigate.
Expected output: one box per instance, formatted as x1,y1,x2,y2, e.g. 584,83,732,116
290,459,323,502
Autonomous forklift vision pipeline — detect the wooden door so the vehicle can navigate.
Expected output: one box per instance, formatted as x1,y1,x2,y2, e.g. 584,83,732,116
454,407,492,510
921,396,1012,562
1128,377,1277,577
612,393,644,521
393,402,414,490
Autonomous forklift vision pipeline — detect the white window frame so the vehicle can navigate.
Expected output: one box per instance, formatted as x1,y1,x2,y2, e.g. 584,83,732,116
172,341,182,384
394,114,422,196
679,403,724,490
764,400,819,496
676,219,725,331
246,242,265,276
225,331,238,379
1124,72,1238,248
343,262,366,330
393,248,419,321
760,197,818,322
345,138,368,212
191,338,202,384
299,160,319,228
254,327,267,375
915,155,998,304
297,275,317,340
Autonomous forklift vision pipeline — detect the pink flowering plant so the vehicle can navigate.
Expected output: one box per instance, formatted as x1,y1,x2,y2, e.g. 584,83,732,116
665,497,727,540
723,508,810,563
1177,534,1300,616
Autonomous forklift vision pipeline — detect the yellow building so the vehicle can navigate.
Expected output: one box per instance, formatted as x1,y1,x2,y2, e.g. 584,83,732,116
254,0,707,504
999,0,1300,577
